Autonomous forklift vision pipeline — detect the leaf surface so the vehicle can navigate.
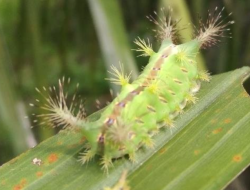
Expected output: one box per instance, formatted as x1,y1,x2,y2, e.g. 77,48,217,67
1,67,250,190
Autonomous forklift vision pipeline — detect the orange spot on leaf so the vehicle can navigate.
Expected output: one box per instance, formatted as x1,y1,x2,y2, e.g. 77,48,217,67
13,185,22,190
13,179,27,190
20,179,27,187
212,127,223,134
233,155,242,162
223,118,232,124
48,153,58,163
36,171,43,177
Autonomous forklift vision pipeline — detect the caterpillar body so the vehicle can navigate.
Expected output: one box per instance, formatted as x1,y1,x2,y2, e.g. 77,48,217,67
33,7,233,171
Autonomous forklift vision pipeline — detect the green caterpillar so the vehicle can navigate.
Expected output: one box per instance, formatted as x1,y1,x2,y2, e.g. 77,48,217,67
32,7,233,171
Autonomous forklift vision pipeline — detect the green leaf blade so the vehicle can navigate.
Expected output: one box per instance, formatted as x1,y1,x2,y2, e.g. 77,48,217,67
1,67,250,190
129,67,250,190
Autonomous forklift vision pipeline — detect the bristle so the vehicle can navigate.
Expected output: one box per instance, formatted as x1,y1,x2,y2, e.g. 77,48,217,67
175,47,197,63
78,149,95,164
109,89,114,98
133,37,155,57
147,7,180,42
96,99,101,109
198,70,211,82
195,7,234,48
141,135,154,148
106,63,132,86
146,80,161,94
128,150,136,163
164,116,174,128
186,93,198,104
32,78,86,130
101,155,113,173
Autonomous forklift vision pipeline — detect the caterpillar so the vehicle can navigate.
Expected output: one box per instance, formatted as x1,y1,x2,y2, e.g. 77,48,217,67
32,7,234,171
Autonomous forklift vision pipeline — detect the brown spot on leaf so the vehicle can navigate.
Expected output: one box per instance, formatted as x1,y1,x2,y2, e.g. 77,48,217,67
57,141,63,145
48,153,58,163
36,171,43,177
223,118,232,124
194,150,200,155
233,155,242,162
159,147,167,154
212,127,223,134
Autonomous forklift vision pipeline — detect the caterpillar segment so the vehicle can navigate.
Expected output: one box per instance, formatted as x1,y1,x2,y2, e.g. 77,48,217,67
81,40,201,170
33,7,233,172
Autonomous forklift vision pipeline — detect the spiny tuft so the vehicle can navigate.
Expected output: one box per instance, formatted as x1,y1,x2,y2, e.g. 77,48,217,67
147,7,180,43
101,155,113,173
78,149,95,164
195,7,234,48
106,63,132,86
133,37,155,57
198,70,211,82
31,77,86,130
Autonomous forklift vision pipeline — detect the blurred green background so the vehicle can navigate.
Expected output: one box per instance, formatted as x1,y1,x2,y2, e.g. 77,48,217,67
0,0,249,181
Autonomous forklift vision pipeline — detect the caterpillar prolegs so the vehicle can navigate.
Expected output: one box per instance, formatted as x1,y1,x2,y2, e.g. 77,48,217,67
32,7,233,171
